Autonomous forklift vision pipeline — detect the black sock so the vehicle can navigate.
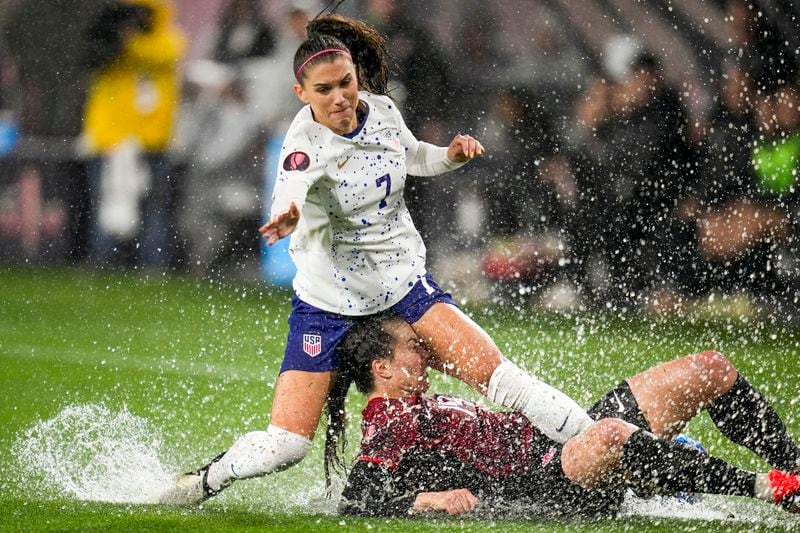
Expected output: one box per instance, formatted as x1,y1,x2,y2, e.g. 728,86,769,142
708,374,800,471
621,429,756,497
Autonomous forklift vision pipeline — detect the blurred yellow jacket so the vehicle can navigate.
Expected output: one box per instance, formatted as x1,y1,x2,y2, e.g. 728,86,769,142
83,0,185,153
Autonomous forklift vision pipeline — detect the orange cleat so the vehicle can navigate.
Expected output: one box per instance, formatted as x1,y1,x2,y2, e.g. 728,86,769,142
769,469,800,512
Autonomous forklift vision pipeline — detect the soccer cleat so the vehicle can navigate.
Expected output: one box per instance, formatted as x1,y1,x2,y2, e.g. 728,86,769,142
159,452,229,505
769,469,800,513
159,471,205,505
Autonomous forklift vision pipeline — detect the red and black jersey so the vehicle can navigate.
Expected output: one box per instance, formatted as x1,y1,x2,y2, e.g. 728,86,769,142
357,394,543,477
339,394,573,517
339,386,650,517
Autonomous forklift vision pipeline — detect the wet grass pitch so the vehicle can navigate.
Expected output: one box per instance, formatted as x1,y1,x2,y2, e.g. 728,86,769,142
2,267,799,532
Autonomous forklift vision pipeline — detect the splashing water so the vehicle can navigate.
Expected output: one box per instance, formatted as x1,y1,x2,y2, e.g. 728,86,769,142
11,404,176,504
622,493,800,529
621,493,732,521
8,404,800,528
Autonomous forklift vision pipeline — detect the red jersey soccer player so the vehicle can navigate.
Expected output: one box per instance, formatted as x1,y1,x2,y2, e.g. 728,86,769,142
332,315,800,517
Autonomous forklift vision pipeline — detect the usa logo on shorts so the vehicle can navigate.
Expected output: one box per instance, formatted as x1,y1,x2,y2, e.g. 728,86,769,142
302,333,322,357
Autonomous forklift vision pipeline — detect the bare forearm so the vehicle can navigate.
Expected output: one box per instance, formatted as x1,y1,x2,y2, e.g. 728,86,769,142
412,489,479,516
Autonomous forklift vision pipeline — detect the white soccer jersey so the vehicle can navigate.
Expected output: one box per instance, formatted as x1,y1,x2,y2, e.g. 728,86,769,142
271,91,464,315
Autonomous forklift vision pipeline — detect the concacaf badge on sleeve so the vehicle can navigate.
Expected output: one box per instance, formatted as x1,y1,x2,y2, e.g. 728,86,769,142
283,151,310,171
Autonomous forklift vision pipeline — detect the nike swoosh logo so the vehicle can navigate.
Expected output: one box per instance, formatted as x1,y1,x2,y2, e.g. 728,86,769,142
337,155,351,170
555,411,571,432
613,391,625,413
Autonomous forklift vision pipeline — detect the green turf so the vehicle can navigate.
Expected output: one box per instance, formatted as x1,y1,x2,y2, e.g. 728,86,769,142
2,266,799,532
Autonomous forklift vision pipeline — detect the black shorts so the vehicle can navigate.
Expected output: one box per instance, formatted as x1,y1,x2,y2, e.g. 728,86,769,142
523,442,624,517
521,381,649,517
588,381,652,430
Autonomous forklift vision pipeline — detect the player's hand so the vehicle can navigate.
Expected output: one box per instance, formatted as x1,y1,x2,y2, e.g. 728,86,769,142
259,202,300,246
447,134,485,163
413,489,478,516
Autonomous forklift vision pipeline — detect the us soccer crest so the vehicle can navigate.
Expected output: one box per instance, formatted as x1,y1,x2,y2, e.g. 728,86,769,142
303,333,322,357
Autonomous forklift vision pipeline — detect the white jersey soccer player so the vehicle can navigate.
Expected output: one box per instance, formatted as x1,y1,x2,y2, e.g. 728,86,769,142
271,91,464,315
161,20,595,507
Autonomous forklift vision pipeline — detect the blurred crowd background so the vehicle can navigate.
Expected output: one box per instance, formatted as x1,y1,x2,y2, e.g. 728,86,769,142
0,0,799,318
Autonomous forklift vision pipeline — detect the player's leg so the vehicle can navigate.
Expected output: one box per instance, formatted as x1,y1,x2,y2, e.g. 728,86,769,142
202,370,329,489
560,418,800,510
409,301,500,391
160,370,327,505
625,350,738,437
397,275,591,442
707,371,800,471
559,417,639,488
410,298,592,443
562,419,755,495
161,298,348,505
626,351,800,470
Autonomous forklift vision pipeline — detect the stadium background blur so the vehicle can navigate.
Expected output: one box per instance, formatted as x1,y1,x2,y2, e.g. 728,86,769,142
1,0,799,320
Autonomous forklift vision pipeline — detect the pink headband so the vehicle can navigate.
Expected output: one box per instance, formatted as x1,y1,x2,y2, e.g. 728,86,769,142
295,48,352,80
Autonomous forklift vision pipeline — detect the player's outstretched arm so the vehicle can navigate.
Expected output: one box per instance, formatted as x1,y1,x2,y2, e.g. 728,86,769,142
259,201,300,246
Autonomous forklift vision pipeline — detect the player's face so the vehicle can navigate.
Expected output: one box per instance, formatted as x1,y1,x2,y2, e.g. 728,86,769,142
294,56,360,136
385,321,430,395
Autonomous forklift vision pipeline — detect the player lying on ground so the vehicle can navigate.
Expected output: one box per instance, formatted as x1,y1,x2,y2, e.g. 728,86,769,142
334,314,800,517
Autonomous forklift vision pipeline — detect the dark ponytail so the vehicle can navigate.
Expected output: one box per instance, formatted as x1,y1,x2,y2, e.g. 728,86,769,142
324,314,396,490
295,14,390,95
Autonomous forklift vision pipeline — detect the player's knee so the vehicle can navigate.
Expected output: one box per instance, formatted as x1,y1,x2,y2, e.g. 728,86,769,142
565,418,631,453
693,351,738,390
559,439,585,485
591,418,634,450
561,418,633,488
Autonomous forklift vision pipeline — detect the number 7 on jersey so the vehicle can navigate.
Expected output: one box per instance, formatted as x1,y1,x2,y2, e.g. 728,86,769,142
376,174,391,209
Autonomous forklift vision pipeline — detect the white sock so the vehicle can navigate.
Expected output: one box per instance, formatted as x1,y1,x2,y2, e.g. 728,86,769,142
488,359,593,443
754,473,774,501
205,425,312,492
